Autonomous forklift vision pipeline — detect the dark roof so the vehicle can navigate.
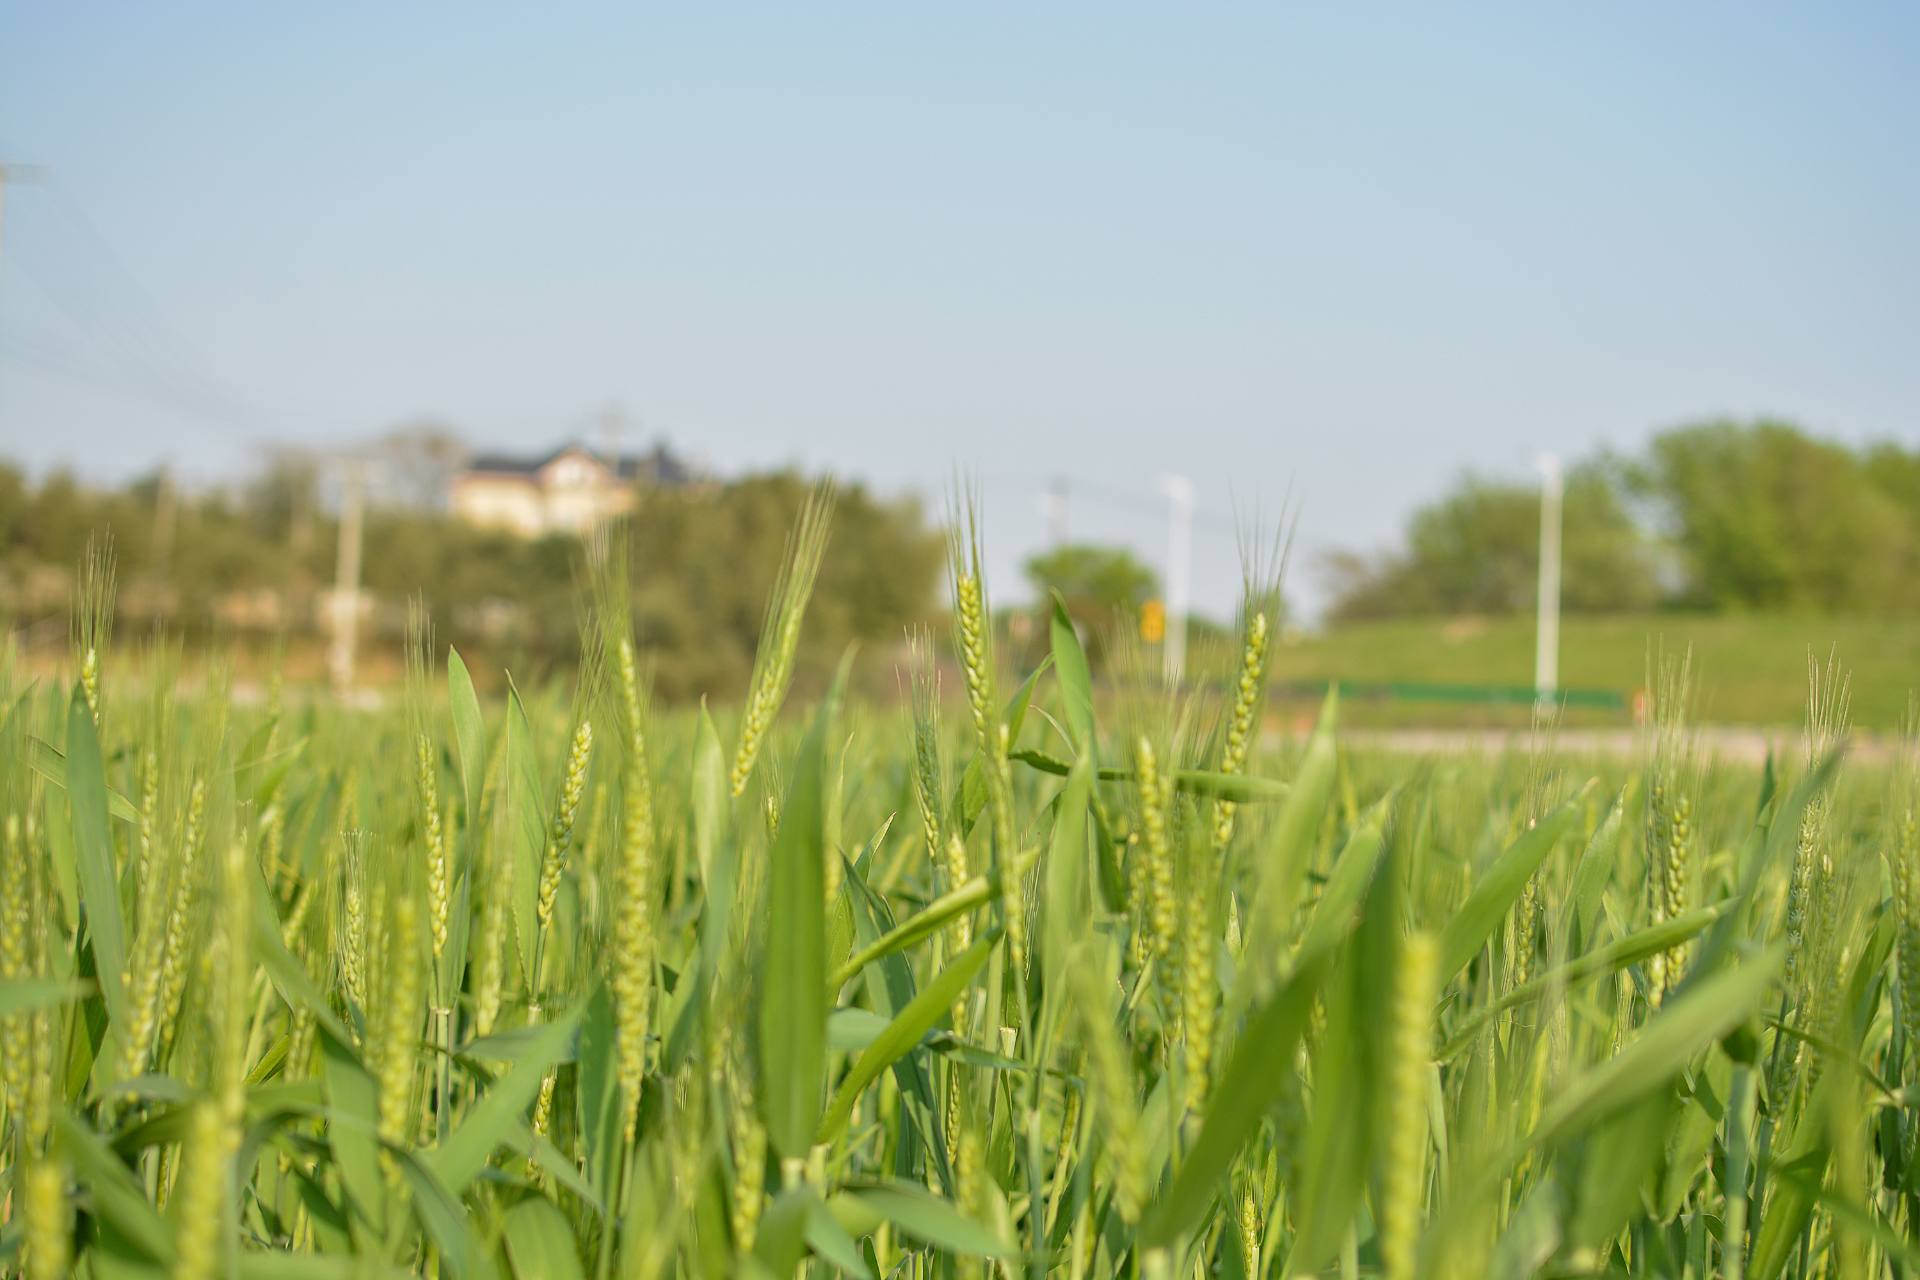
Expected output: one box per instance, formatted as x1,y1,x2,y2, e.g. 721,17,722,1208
465,441,697,484
622,443,696,485
466,452,545,476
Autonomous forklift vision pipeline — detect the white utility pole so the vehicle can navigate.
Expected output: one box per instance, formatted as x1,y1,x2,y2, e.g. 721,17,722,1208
1,165,48,481
151,464,178,572
602,401,626,465
1162,474,1194,686
1044,476,1069,546
1535,454,1564,708
328,462,365,692
0,164,48,280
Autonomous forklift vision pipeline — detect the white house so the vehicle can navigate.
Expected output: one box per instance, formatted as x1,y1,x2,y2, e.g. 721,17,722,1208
448,442,694,536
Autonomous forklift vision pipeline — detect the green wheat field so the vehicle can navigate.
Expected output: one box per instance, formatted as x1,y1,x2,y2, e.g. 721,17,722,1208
2,493,1916,1279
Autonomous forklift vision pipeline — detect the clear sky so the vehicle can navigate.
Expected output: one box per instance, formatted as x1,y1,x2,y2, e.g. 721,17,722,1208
2,3,1915,618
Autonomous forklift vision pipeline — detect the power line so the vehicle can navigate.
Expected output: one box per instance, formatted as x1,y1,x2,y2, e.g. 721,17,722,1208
975,469,1243,539
1162,474,1194,683
0,170,333,439
0,330,271,433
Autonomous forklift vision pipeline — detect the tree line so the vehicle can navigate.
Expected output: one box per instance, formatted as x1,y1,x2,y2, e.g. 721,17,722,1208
0,461,944,699
1324,419,1920,622
4,417,1910,692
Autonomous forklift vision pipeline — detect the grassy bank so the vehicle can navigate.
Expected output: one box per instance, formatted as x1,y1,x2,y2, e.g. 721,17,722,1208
1274,611,1920,728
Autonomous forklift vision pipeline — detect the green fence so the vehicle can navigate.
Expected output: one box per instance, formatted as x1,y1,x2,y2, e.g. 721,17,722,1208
1272,678,1628,712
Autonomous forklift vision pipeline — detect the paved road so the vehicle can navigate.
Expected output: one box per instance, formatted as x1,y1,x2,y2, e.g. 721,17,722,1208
1334,726,1904,765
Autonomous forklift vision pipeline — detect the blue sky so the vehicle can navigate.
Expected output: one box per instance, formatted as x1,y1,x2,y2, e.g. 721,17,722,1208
2,3,1915,617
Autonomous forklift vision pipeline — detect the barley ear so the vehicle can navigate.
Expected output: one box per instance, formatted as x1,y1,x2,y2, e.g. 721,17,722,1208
376,894,424,1181
1213,520,1288,852
731,482,836,797
71,534,116,726
1893,704,1920,1064
169,1099,230,1280
611,637,659,1143
1379,930,1438,1280
1071,949,1147,1224
1134,737,1178,967
904,627,947,861
1643,645,1695,1003
23,1158,71,1280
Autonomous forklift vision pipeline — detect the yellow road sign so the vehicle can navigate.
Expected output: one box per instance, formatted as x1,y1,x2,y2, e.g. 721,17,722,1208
1140,599,1165,643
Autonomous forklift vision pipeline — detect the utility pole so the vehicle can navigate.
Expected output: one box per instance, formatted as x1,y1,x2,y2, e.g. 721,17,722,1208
291,476,314,561
0,165,47,484
151,464,178,573
328,462,365,692
602,402,626,465
1535,454,1564,709
1044,476,1069,546
0,164,48,282
1162,474,1194,686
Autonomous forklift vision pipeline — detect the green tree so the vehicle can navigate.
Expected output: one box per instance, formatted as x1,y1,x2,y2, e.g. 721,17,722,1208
0,464,27,548
1635,420,1917,612
0,458,945,695
1022,543,1159,669
1025,543,1157,620
623,472,945,701
1327,466,1656,621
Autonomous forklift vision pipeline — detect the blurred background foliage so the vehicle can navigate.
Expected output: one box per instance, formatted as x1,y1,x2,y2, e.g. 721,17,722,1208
0,462,944,700
1324,418,1920,621
3,417,1916,719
